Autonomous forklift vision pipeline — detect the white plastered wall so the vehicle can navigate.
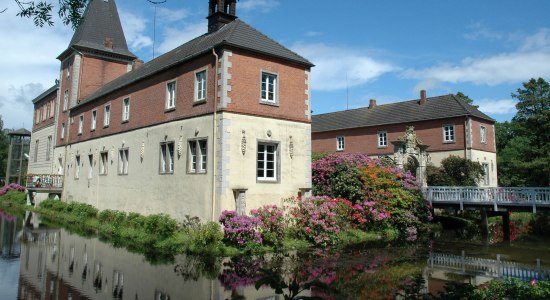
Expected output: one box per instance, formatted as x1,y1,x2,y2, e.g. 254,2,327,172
216,112,312,215
469,149,498,187
60,115,214,222
427,150,465,167
28,125,57,174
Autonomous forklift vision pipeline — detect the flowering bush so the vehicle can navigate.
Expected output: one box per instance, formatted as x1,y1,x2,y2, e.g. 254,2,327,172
0,183,26,196
250,205,285,246
287,196,340,246
219,210,263,246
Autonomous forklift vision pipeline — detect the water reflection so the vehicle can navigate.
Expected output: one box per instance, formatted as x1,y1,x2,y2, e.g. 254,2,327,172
8,211,550,299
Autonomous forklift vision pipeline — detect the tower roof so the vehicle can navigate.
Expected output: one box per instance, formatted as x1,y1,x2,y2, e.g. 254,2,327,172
57,0,136,60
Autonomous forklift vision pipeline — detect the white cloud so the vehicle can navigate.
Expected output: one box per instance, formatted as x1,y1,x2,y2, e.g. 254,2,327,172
291,42,396,91
463,22,503,41
0,1,71,130
402,28,550,86
477,99,517,115
156,7,190,23
239,0,280,13
119,10,153,51
156,21,207,55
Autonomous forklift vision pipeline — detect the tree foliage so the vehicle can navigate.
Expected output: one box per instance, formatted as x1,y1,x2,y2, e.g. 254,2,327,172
426,156,485,186
11,0,88,29
497,78,550,187
456,91,479,109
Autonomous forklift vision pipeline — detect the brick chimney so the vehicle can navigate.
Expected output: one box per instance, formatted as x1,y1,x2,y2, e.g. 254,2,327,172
368,99,377,109
132,59,144,70
419,90,427,105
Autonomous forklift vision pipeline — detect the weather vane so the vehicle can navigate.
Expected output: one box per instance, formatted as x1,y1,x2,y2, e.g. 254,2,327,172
147,0,168,59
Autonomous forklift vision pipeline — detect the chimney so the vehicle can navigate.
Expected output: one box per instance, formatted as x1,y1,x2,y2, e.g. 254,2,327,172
368,99,377,109
207,0,238,33
132,59,144,70
419,90,427,105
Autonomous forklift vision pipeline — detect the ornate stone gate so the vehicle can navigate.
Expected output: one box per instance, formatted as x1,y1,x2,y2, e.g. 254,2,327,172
391,126,430,186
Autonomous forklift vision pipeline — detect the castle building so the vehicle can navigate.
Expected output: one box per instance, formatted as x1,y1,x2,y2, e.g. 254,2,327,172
311,91,498,186
27,0,313,221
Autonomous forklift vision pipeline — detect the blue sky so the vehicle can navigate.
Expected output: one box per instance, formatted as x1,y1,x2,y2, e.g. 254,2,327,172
1,0,550,129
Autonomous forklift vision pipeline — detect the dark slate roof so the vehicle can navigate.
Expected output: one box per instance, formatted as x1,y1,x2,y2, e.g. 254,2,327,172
8,128,31,136
312,94,495,133
32,84,58,104
58,0,136,60
76,19,313,107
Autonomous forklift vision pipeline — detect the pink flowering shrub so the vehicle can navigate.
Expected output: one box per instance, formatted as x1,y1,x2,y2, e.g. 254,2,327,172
287,196,340,246
219,210,263,246
250,205,285,246
0,183,26,196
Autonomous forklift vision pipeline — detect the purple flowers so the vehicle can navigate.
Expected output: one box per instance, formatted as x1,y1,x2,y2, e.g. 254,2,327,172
219,210,263,245
288,196,341,246
0,183,26,196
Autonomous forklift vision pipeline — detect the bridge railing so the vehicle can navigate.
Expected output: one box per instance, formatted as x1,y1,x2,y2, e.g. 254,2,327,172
25,174,63,189
424,187,550,211
428,252,550,281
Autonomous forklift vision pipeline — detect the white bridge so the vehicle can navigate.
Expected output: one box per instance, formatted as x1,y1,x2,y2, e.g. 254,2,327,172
428,251,550,281
424,187,550,212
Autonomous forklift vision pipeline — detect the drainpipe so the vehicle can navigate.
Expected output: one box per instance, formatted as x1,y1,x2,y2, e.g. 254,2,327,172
211,48,219,222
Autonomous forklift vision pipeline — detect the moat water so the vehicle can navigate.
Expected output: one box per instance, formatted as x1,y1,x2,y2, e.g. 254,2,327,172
1,209,550,299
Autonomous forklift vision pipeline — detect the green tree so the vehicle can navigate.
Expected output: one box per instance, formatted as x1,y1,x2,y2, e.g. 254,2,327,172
8,0,88,28
0,115,9,181
455,92,479,109
427,156,485,186
497,78,550,187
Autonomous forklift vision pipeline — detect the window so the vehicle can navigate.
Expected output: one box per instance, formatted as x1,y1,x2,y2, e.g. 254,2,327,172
78,115,83,134
122,98,130,121
160,142,174,174
260,72,277,103
67,60,72,78
443,125,455,142
336,136,345,151
88,155,93,179
378,131,387,147
483,163,490,185
118,149,129,175
42,106,47,121
49,100,55,117
166,81,176,109
104,105,111,127
35,110,40,124
195,70,207,102
75,155,80,179
480,126,487,144
99,152,108,175
34,140,39,162
188,139,207,173
63,90,69,111
91,110,97,131
46,136,52,161
61,123,65,139
257,143,278,181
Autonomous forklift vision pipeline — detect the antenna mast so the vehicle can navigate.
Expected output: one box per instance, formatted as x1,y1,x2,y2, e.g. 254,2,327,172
147,0,167,59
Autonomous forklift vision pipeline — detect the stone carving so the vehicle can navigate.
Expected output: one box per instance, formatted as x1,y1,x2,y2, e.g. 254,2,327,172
140,141,145,159
241,130,246,155
177,136,183,157
289,136,294,159
392,126,430,187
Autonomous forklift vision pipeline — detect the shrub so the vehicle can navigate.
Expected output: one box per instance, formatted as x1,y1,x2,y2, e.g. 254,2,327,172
287,196,340,246
40,199,67,211
98,209,127,226
0,190,26,205
0,183,26,196
219,210,263,246
250,205,285,246
144,214,178,238
65,202,98,219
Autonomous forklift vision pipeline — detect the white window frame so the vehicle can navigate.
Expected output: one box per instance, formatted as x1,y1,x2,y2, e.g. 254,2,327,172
61,123,65,140
78,115,84,135
443,125,455,143
166,81,176,109
104,104,111,127
75,155,80,179
34,140,39,162
160,142,175,174
122,97,130,122
118,148,129,175
67,60,71,79
42,106,47,121
88,154,93,179
257,142,278,182
480,126,487,144
99,151,108,175
336,136,345,151
188,139,207,173
194,70,207,102
35,110,40,124
260,72,278,104
378,131,388,148
483,163,490,185
91,110,97,131
63,90,69,111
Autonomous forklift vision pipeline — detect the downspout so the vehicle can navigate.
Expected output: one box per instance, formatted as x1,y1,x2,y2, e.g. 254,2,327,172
211,48,219,222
